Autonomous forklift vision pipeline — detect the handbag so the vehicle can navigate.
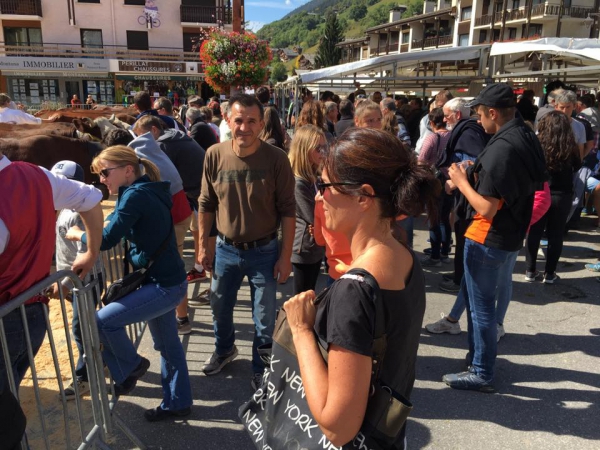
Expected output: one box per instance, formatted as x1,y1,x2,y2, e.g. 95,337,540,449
101,223,173,306
239,268,413,450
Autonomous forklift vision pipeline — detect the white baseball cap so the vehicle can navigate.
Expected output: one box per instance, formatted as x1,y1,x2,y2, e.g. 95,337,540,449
51,160,85,182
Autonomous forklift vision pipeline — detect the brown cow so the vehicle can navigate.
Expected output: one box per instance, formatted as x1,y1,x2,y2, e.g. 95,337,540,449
1,134,108,198
0,122,79,139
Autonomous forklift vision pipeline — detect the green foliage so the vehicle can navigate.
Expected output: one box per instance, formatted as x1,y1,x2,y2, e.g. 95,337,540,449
315,12,343,68
402,0,423,18
365,3,391,27
270,60,288,83
349,4,367,21
258,0,421,53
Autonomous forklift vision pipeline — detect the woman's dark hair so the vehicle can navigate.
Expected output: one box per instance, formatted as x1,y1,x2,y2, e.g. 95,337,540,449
537,111,580,172
325,127,441,221
259,106,285,149
428,107,445,129
296,100,325,131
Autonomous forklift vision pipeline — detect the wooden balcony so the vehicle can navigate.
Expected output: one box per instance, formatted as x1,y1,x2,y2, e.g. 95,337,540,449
180,5,232,24
507,7,528,21
475,14,493,27
413,35,453,49
0,42,200,62
0,0,42,16
531,4,593,18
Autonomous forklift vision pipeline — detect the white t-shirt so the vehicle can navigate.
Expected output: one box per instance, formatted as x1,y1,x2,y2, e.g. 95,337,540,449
0,107,42,125
0,156,102,254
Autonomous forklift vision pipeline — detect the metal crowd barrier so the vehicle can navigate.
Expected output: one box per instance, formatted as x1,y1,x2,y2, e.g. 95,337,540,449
0,242,148,449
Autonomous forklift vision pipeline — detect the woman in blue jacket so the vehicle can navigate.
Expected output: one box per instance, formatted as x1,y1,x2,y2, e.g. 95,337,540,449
67,145,192,422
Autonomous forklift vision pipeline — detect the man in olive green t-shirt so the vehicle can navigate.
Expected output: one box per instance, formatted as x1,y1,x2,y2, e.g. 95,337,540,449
198,94,295,389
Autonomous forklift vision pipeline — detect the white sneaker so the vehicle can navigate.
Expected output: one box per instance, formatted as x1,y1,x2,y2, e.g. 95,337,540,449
425,314,461,334
497,324,506,342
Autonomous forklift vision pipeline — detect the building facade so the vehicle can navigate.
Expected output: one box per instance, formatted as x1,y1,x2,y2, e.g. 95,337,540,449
0,0,244,106
339,0,599,63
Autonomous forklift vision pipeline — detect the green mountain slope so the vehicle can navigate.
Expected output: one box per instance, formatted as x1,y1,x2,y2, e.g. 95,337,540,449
257,0,424,50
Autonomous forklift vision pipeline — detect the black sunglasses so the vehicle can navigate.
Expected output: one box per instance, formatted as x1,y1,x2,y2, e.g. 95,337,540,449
316,176,363,196
99,165,126,178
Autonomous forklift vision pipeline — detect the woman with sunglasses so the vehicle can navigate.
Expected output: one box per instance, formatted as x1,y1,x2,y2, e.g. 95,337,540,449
284,128,440,447
288,124,326,294
66,145,192,422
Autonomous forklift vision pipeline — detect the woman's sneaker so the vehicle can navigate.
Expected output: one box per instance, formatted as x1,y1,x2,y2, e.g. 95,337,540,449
524,270,541,282
425,314,461,334
543,272,560,284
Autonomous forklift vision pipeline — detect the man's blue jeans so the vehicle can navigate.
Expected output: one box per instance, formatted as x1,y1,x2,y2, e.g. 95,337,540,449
449,249,519,325
210,236,279,374
461,239,515,382
0,303,47,393
96,282,192,411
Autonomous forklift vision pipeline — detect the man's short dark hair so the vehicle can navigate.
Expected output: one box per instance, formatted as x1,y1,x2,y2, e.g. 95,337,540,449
154,96,173,114
580,94,594,109
411,98,423,108
339,99,354,116
103,128,134,147
255,86,271,105
188,95,204,107
133,91,152,112
229,94,264,118
320,91,335,102
134,115,165,134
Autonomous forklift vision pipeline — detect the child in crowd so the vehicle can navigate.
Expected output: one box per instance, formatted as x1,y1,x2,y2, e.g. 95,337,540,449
51,161,104,400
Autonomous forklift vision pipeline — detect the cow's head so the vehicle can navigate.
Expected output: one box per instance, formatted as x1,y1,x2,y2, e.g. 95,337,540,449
73,118,103,141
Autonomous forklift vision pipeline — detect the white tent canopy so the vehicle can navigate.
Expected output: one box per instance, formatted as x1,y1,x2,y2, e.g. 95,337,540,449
490,38,600,63
298,45,491,84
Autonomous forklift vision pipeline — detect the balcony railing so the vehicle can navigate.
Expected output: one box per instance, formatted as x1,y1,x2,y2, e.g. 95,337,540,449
475,14,493,26
0,0,42,16
400,43,409,53
531,4,593,18
0,42,200,62
413,35,453,49
180,5,232,24
507,7,528,21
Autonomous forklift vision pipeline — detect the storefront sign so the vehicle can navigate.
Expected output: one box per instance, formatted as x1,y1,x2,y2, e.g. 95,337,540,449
1,70,112,79
117,74,203,81
0,57,109,72
118,61,185,73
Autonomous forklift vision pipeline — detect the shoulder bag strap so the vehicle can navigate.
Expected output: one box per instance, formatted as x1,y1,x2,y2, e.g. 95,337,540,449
141,219,174,273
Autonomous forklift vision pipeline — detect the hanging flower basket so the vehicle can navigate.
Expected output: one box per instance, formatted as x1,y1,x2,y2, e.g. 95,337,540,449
200,29,272,94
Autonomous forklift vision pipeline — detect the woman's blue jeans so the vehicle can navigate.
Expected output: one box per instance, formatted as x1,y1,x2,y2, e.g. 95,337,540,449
210,236,279,374
96,282,192,411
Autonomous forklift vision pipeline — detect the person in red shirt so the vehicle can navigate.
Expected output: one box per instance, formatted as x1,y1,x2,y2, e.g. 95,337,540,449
71,94,82,109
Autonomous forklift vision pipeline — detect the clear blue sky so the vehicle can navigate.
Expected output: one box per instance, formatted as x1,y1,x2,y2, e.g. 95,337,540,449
246,0,311,32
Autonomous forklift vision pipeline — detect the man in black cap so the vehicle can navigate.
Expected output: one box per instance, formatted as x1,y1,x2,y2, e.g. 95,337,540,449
442,83,547,392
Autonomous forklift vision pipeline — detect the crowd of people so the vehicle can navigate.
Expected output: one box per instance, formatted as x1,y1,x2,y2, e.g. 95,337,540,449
1,79,599,449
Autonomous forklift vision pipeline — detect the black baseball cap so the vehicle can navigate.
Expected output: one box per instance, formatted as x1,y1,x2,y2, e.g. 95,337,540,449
466,83,516,108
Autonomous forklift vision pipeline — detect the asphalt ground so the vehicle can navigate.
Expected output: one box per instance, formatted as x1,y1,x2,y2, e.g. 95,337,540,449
109,215,600,450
